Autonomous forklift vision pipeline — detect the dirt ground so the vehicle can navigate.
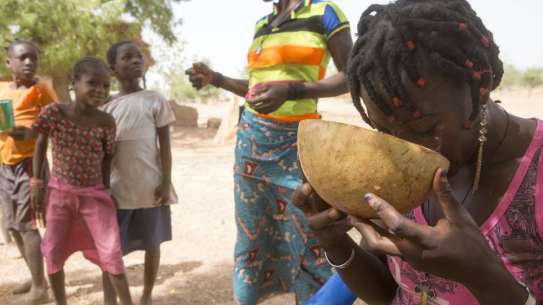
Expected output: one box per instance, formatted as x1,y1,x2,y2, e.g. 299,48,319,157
0,89,541,305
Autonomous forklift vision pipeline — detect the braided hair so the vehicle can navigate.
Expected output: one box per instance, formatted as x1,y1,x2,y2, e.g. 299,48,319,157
72,57,109,81
348,0,503,128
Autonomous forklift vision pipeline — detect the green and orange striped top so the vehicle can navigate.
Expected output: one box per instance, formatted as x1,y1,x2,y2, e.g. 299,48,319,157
246,0,350,120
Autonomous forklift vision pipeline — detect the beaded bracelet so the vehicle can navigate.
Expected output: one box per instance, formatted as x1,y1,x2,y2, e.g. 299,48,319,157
525,294,536,305
287,82,307,100
520,283,536,305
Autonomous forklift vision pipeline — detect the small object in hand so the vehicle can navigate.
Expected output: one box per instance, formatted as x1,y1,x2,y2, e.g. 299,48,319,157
31,209,45,230
245,83,267,101
0,99,15,132
297,120,450,218
29,178,45,189
37,211,45,229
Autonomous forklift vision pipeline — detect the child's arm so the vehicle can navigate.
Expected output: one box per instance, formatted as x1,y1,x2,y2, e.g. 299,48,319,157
155,125,172,205
31,133,49,211
101,114,117,190
5,126,38,141
102,153,113,189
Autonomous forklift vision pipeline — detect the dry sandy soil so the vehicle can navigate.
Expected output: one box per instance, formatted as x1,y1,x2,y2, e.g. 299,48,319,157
0,89,541,305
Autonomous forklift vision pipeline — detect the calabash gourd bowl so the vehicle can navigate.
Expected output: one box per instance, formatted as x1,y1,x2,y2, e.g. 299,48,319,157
297,120,450,218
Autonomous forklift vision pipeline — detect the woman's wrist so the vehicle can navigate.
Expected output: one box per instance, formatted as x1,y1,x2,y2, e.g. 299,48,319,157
320,234,356,265
211,71,224,88
464,261,528,305
287,82,307,100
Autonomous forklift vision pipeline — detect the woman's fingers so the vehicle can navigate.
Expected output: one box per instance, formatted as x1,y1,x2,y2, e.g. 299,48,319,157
192,62,208,74
189,75,205,89
432,169,476,226
292,183,314,214
307,208,346,231
351,218,402,256
247,92,270,105
251,84,268,96
365,193,433,246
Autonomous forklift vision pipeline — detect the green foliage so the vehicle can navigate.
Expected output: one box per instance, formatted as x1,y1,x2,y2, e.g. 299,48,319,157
169,78,221,103
499,63,522,89
0,0,182,77
498,63,543,90
149,36,221,103
522,68,543,89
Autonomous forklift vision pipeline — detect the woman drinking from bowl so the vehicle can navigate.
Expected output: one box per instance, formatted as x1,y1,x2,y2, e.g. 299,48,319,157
293,0,542,304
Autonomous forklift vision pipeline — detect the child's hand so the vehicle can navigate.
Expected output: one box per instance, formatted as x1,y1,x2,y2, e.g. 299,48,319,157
154,182,170,206
30,186,45,212
7,126,32,140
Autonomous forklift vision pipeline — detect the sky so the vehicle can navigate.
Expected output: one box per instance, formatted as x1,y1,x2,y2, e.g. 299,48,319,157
150,0,543,79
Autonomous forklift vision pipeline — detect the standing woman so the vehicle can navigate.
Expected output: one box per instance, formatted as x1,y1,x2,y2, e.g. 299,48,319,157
187,0,353,304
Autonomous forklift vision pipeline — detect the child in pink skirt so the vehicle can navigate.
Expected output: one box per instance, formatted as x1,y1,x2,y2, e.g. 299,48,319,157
31,57,133,305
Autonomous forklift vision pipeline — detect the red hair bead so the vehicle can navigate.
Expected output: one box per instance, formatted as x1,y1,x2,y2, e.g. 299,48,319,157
481,36,490,48
458,22,467,32
464,121,473,129
417,78,427,87
464,59,474,68
392,97,402,108
412,111,422,119
472,71,482,81
407,40,415,50
388,115,396,123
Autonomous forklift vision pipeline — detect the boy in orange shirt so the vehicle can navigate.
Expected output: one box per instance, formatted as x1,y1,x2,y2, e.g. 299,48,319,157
0,40,57,304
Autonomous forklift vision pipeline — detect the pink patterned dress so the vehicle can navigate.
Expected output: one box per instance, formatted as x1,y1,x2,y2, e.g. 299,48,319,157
387,120,543,305
33,104,125,275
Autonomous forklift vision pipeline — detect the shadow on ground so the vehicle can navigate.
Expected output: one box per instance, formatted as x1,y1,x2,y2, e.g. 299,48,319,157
0,261,210,305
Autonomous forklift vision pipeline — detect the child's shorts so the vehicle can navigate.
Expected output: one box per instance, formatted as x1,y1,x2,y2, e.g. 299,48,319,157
117,205,172,255
0,158,47,232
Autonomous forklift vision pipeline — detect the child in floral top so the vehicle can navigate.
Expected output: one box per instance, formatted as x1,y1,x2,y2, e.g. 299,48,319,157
31,57,133,305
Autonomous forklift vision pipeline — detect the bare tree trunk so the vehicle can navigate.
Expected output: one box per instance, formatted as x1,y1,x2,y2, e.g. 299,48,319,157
51,73,71,103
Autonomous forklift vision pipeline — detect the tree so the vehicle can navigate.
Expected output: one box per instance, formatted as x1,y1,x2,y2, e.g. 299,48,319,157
0,0,184,102
522,68,543,91
498,63,522,90
148,34,221,103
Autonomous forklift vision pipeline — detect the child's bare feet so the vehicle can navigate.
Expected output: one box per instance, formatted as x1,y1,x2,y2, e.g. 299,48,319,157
140,295,152,305
8,286,49,305
12,280,31,295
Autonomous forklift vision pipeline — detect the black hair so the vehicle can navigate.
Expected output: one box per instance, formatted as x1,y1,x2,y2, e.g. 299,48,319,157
106,40,134,68
106,40,146,88
5,40,40,56
348,0,503,128
72,56,110,81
